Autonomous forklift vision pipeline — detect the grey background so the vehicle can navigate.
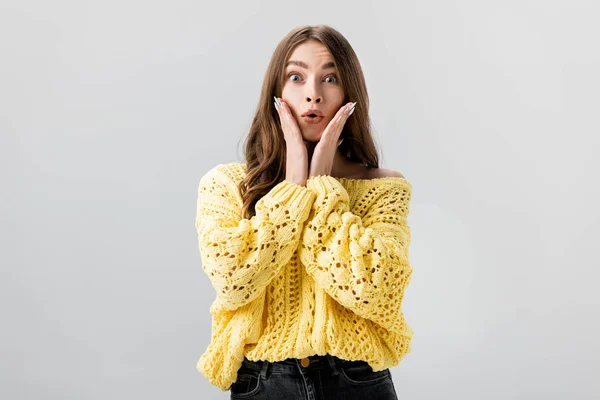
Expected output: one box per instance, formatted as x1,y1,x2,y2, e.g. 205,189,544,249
2,1,599,399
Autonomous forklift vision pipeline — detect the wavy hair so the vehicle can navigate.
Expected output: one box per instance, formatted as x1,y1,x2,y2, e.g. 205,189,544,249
239,24,380,219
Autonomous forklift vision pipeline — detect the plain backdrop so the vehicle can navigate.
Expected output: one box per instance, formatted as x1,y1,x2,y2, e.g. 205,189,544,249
2,1,599,399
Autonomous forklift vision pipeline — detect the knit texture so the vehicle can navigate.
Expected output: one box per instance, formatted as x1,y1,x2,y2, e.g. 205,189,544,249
194,162,413,391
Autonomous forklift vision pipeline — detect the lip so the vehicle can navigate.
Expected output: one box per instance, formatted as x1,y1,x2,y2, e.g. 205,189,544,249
302,115,324,124
302,109,324,117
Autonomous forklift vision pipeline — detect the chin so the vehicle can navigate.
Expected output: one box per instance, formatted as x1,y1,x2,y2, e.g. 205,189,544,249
301,130,323,143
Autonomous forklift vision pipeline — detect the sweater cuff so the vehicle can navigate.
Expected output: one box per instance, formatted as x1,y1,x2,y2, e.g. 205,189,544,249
306,175,346,197
263,179,316,215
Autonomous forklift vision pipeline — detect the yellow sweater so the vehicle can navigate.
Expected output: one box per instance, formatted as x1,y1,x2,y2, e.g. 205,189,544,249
194,162,414,391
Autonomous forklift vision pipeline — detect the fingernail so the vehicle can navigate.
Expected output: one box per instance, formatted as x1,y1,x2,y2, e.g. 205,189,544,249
274,100,279,111
348,107,355,116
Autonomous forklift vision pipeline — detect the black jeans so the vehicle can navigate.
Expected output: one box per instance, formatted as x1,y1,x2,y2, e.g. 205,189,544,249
229,354,398,399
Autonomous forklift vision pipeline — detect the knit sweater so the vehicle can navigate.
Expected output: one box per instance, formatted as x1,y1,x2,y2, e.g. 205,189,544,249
194,162,413,391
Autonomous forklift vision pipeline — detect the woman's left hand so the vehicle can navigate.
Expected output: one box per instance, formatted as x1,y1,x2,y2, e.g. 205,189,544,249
308,101,356,178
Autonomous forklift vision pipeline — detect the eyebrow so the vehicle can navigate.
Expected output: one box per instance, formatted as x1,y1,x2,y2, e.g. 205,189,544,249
285,60,336,70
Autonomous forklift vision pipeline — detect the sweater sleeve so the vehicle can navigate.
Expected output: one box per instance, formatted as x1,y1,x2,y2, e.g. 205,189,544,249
298,175,413,334
195,164,316,311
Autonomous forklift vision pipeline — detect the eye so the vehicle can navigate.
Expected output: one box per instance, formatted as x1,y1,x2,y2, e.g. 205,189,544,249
287,72,339,84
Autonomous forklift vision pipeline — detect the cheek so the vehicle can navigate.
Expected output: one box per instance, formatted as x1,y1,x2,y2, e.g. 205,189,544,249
331,89,345,104
325,90,345,111
281,87,300,115
281,85,298,100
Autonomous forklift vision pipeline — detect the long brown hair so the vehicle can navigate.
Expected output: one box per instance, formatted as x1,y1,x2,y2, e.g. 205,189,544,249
239,24,380,219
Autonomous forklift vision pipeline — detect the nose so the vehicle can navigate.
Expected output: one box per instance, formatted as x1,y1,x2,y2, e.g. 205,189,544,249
305,80,323,104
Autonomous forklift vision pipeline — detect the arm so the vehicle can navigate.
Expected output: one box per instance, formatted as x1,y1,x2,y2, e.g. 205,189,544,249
298,175,413,334
195,164,316,311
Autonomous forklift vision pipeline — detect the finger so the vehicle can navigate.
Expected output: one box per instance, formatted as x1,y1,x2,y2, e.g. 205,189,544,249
342,102,356,119
334,102,354,123
322,102,354,142
278,98,292,122
274,98,283,120
345,101,356,117
274,98,291,125
331,106,352,137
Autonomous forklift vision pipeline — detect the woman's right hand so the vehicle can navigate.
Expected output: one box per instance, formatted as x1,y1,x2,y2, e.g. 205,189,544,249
274,96,309,186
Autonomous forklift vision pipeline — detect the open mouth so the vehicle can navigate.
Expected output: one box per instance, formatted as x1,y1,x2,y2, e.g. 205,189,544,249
302,114,323,124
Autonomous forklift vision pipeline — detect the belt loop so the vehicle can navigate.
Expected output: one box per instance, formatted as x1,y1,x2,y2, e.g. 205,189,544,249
260,360,270,380
326,354,340,376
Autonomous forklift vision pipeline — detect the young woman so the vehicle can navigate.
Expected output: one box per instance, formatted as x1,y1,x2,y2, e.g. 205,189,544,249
195,25,413,399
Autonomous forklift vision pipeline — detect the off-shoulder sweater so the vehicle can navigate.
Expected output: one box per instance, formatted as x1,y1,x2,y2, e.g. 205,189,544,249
194,162,414,391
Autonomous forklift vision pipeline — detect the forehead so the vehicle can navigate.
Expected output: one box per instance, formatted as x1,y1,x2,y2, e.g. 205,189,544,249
286,41,334,68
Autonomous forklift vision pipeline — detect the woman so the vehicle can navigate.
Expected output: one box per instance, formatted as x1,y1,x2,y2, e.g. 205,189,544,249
195,25,413,399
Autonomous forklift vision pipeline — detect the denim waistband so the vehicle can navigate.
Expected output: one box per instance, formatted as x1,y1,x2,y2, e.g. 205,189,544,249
240,354,368,376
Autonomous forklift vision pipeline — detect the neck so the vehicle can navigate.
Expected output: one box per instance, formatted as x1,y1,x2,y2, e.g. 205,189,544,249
303,140,360,178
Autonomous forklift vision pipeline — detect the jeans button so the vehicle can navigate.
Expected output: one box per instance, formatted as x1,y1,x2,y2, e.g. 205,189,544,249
300,357,310,367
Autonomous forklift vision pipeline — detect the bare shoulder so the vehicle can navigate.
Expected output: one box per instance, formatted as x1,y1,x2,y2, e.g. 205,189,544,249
366,167,406,180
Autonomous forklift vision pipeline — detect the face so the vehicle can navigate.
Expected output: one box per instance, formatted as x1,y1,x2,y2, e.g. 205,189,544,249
281,40,345,142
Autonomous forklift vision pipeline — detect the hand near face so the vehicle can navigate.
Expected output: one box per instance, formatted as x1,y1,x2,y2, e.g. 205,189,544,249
274,96,310,185
308,101,356,178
